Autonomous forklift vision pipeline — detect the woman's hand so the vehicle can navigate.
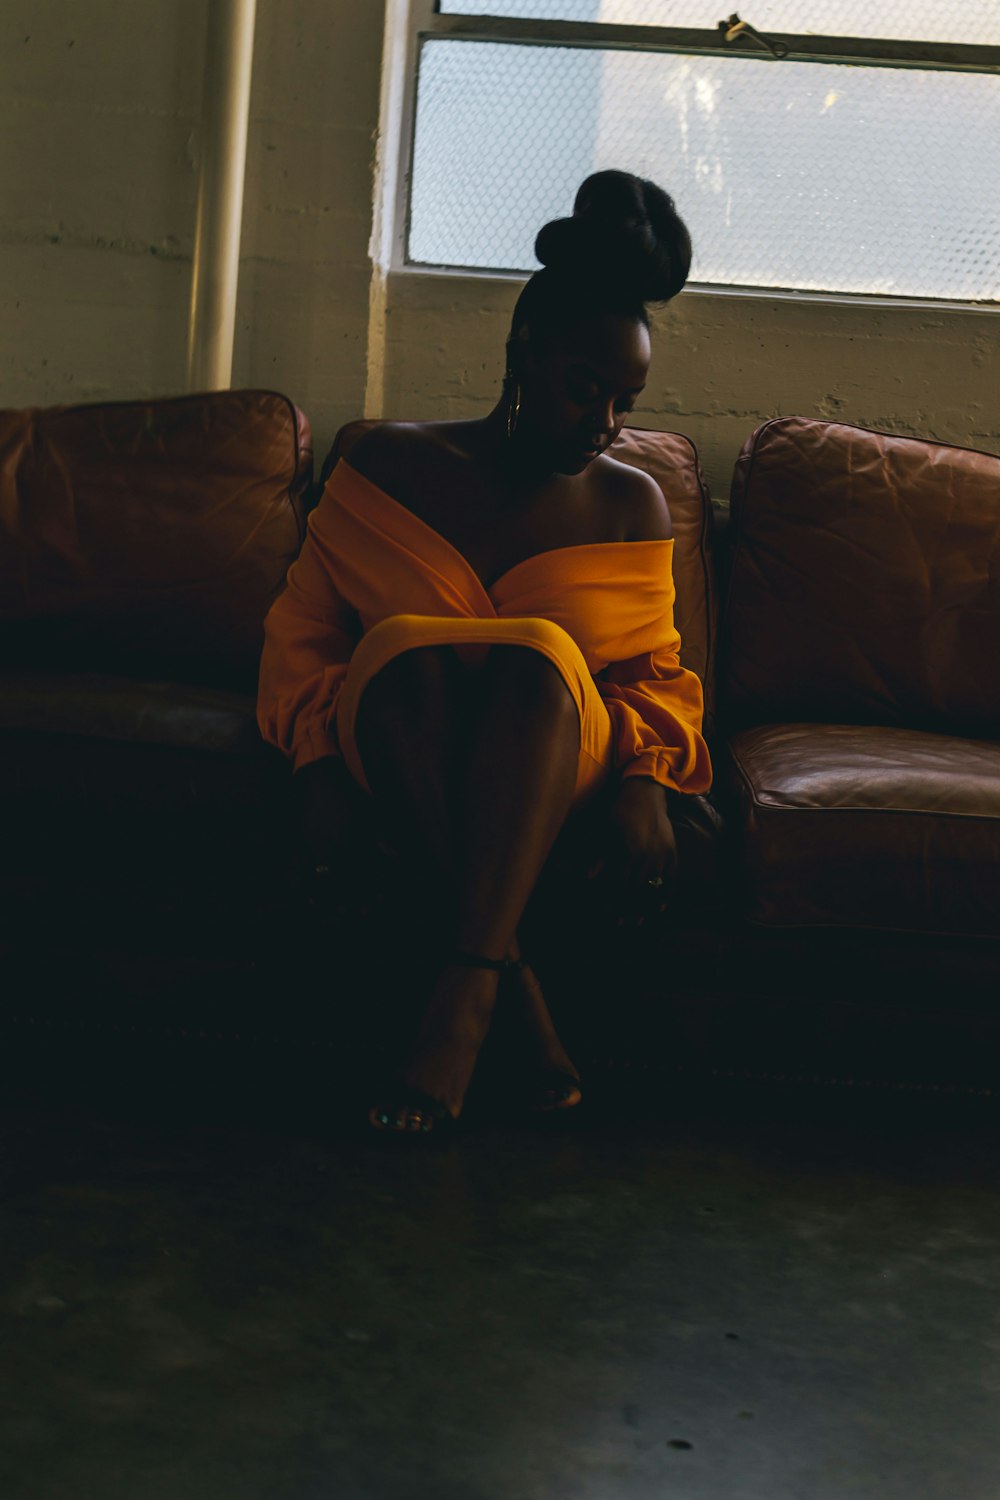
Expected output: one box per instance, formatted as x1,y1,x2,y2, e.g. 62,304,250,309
587,775,678,925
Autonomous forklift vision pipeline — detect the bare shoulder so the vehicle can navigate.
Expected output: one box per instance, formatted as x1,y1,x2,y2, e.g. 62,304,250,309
342,421,435,494
599,454,673,542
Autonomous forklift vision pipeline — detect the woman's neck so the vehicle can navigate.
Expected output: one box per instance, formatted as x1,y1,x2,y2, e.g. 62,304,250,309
476,401,559,487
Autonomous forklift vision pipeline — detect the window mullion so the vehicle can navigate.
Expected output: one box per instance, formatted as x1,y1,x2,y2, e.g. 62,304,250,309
426,12,1000,75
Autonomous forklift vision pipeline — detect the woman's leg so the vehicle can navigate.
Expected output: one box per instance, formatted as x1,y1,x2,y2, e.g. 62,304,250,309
451,644,582,957
355,642,582,1128
352,642,467,904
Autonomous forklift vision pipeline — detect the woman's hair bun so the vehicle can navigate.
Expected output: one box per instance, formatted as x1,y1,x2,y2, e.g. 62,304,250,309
533,169,691,305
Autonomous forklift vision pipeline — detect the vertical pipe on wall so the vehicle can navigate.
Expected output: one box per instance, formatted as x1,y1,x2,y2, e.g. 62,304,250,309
365,0,416,419
186,0,257,392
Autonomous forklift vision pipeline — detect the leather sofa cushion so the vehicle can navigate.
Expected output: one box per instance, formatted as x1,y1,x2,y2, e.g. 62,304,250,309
0,673,288,890
324,420,717,727
0,390,312,693
727,722,1000,937
719,417,1000,734
0,671,264,756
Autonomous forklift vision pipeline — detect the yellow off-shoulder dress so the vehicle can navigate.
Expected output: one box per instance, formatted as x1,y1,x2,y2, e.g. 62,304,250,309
257,460,712,807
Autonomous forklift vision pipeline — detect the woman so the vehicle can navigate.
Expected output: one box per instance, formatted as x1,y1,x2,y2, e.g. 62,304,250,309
257,170,712,1137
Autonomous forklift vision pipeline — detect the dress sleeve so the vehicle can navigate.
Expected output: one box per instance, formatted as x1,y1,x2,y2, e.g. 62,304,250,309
256,522,362,773
597,621,712,794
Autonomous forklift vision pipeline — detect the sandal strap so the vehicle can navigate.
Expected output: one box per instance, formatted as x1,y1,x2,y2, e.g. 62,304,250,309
453,950,520,972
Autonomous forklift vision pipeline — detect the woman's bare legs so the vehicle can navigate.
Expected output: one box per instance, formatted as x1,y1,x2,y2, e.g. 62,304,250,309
353,642,467,903
354,642,582,1129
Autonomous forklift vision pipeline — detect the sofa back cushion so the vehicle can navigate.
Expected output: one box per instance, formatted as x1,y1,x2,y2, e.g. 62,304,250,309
0,390,311,692
325,420,718,724
718,417,1000,734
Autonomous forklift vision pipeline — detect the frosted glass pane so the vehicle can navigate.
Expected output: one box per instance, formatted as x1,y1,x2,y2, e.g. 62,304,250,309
409,40,1000,299
439,2,1000,46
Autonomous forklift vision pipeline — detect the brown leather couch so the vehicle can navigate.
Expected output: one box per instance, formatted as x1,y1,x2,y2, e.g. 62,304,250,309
708,418,1000,1091
2,392,998,1095
0,390,312,1046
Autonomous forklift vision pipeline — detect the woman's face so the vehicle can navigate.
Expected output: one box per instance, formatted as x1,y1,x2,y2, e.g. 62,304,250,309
513,312,651,475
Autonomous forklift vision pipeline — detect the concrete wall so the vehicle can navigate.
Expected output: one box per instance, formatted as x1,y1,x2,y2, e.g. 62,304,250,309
381,271,1000,504
1,0,206,402
3,1,996,496
1,0,382,453
232,0,383,447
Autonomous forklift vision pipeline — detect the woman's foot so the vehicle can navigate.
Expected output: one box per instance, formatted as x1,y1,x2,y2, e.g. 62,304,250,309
504,959,582,1110
369,959,502,1133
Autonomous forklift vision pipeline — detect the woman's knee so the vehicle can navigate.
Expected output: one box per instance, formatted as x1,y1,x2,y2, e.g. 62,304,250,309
485,644,580,723
500,616,581,663
358,643,461,727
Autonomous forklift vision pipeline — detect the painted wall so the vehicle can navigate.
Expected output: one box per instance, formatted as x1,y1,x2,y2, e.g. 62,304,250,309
380,270,1000,504
1,0,382,455
232,0,383,447
2,0,996,496
1,0,206,403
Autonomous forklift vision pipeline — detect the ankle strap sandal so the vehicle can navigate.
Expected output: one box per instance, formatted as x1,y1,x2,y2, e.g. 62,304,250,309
453,951,524,972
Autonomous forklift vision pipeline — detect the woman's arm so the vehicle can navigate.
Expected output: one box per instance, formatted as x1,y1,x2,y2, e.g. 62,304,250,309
589,468,712,896
598,643,711,795
256,520,362,773
257,516,375,877
600,466,711,795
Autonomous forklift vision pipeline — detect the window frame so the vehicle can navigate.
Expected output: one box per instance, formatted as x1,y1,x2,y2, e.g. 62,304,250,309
391,1,1000,308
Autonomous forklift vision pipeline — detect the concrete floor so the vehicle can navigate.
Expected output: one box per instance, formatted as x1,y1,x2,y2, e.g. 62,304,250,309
2,1059,1000,1500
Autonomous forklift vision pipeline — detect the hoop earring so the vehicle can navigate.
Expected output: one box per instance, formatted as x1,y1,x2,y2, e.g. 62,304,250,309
505,379,521,441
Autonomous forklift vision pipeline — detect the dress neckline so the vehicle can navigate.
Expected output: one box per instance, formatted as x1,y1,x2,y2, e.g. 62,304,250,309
338,459,673,597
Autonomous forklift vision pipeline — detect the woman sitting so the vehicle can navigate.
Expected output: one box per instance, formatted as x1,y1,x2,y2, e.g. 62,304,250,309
257,169,712,1137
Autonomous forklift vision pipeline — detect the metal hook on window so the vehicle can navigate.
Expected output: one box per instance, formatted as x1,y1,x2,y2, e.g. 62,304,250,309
717,12,790,60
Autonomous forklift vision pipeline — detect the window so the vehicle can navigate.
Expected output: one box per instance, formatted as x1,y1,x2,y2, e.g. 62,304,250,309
404,3,1000,302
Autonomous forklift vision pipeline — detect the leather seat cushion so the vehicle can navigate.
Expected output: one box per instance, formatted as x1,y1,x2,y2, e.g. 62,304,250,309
0,671,265,756
0,672,289,886
727,722,1000,937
